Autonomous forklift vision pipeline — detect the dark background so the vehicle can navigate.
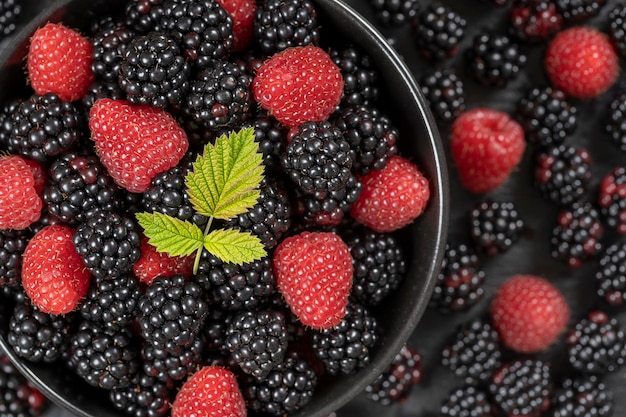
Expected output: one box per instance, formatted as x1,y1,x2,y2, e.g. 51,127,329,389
2,0,626,416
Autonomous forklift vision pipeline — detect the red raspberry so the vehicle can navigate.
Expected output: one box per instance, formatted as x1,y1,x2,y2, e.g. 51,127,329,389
273,231,353,329
27,23,95,102
450,108,526,194
350,155,430,233
133,236,194,285
89,99,189,193
0,155,43,230
22,158,47,195
172,366,246,417
216,0,256,52
21,224,91,315
545,26,619,99
490,275,570,353
252,45,344,127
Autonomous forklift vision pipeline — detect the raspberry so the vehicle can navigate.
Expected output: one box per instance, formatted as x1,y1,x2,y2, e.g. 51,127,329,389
26,22,95,102
450,108,526,194
0,155,43,230
273,231,353,329
350,155,430,233
545,27,619,99
252,45,344,127
21,224,91,315
490,275,570,353
133,236,194,285
89,98,189,193
216,0,256,52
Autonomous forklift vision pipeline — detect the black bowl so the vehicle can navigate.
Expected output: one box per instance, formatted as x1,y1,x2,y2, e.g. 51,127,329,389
0,0,448,416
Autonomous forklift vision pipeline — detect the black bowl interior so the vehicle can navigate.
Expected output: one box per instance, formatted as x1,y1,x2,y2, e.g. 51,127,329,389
0,1,449,416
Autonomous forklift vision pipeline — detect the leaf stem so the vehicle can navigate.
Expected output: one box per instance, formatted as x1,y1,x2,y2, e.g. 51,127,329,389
193,216,214,275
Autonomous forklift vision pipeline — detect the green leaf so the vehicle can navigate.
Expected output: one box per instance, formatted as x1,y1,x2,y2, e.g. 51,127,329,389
136,212,204,257
203,228,267,265
186,127,264,220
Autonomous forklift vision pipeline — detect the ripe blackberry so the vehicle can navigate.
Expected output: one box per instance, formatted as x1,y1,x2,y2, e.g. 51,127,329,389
596,242,626,307
411,3,467,61
551,202,604,268
80,274,141,332
534,144,592,206
555,0,606,22
194,251,276,311
224,308,288,379
550,375,613,417
202,307,232,353
330,45,380,107
510,0,563,43
566,310,626,374
0,354,48,417
124,0,164,33
429,243,486,312
466,31,527,88
7,302,72,363
157,0,233,68
333,105,399,175
91,22,136,82
254,0,320,55
73,211,142,279
225,175,292,250
517,87,577,148
8,93,84,163
489,358,552,417
609,5,626,58
43,151,123,226
296,173,362,227
469,200,525,256
0,0,21,39
369,0,420,26
0,229,30,289
311,301,379,375
67,320,139,390
282,121,353,196
364,345,422,406
441,318,502,385
118,31,190,109
419,68,466,125
110,371,172,417
250,112,287,172
185,59,253,130
80,80,126,111
344,228,406,307
0,97,21,151
141,337,203,382
440,385,496,417
242,350,318,416
606,93,626,152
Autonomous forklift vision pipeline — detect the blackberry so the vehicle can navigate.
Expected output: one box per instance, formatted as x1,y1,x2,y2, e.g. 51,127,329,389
429,243,486,312
534,144,592,206
609,5,626,58
124,0,164,33
330,46,380,107
67,320,139,390
440,385,496,417
441,318,502,385
254,0,320,55
469,200,525,256
596,242,626,307
411,3,467,61
118,31,190,109
281,121,353,195
110,372,172,417
332,105,398,175
555,0,606,22
185,59,253,130
0,354,48,417
606,93,626,152
311,301,379,375
141,337,203,382
419,68,466,125
91,22,136,82
344,228,406,307
0,229,30,289
296,173,362,227
489,358,552,417
225,175,292,250
0,97,21,151
7,302,72,363
566,310,626,374
364,345,422,406
517,87,578,148
194,251,276,311
551,202,604,268
43,151,123,226
251,112,287,172
550,375,613,417
157,0,233,69
224,308,288,379
0,0,21,39
73,211,142,279
369,0,420,26
80,274,141,332
242,350,318,416
202,307,232,353
8,93,84,163
466,31,527,88
80,80,126,111
510,0,563,43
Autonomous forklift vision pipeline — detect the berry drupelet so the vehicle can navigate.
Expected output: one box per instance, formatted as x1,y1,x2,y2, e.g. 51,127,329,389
598,167,626,235
419,68,466,126
91,22,136,83
0,353,48,417
551,202,604,268
109,371,172,417
534,144,592,206
124,0,164,33
566,310,626,374
510,0,563,43
550,375,613,417
555,0,606,22
369,0,419,26
469,200,525,256
364,345,422,406
330,45,380,108
466,31,527,88
411,3,467,61
606,93,626,152
440,385,496,417
0,0,20,39
596,242,626,307
80,274,140,332
609,5,626,58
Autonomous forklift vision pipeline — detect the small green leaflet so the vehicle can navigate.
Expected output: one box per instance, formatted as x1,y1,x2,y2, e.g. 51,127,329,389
136,212,204,257
203,229,266,265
